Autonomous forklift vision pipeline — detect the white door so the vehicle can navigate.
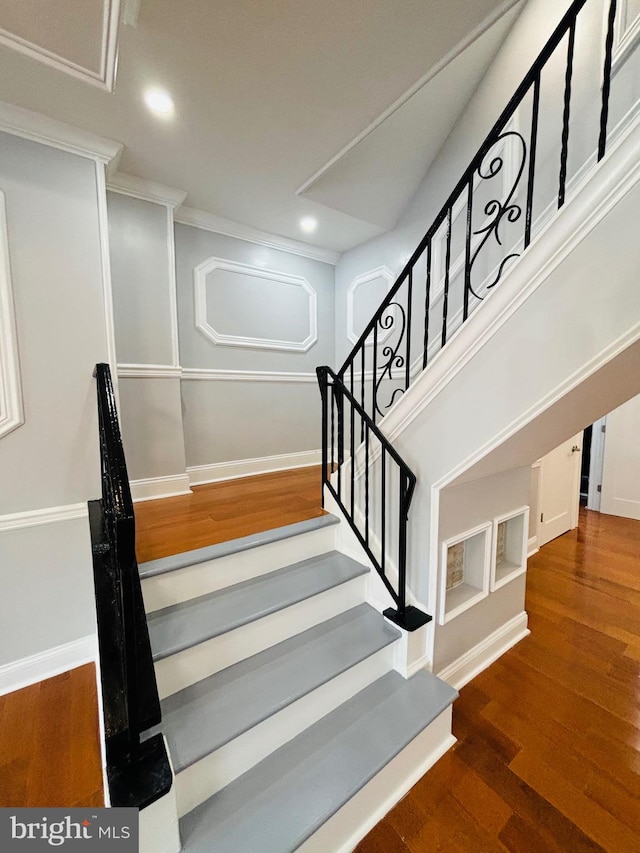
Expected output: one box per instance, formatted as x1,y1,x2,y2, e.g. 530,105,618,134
601,394,640,520
537,434,582,547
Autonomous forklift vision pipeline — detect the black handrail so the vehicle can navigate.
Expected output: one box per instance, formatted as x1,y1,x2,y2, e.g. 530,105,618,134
91,363,170,808
317,366,431,632
338,0,618,421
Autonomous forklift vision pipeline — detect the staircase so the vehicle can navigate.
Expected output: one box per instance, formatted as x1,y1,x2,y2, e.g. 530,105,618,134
92,0,640,849
138,515,456,853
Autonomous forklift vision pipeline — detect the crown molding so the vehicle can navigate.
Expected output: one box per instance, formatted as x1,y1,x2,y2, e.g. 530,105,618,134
107,172,188,209
0,99,122,164
175,205,340,266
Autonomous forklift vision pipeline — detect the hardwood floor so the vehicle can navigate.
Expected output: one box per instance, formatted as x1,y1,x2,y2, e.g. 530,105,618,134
0,664,104,808
356,510,640,853
134,466,325,562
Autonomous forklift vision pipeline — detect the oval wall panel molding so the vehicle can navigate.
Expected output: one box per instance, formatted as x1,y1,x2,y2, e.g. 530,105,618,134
0,190,24,439
194,257,318,352
346,266,395,346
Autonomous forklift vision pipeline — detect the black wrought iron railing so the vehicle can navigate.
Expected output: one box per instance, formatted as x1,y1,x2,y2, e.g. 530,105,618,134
338,0,618,424
318,0,621,627
317,367,431,631
90,363,171,808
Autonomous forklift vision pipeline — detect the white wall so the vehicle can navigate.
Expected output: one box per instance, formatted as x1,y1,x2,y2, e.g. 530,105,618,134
175,223,335,470
0,130,109,666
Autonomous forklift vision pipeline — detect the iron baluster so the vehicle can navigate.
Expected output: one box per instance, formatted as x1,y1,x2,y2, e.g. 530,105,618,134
423,239,432,370
525,72,541,248
558,20,576,208
350,391,355,519
365,420,370,547
463,178,473,321
441,206,453,347
381,445,386,577
599,0,618,161
372,323,378,425
405,269,413,390
317,367,328,504
361,346,365,438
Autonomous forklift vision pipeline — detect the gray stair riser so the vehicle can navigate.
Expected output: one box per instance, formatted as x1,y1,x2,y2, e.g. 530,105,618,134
155,575,367,698
175,643,396,817
142,525,338,613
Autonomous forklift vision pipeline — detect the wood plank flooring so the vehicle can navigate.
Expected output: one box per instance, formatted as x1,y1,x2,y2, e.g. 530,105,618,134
0,664,104,808
134,466,325,562
356,509,640,852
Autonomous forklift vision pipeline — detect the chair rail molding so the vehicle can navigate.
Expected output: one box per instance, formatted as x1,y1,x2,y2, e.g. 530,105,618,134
194,257,318,353
0,191,24,440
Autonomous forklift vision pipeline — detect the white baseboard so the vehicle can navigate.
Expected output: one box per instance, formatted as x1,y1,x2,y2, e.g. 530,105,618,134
0,634,98,696
436,611,529,690
527,535,539,558
187,450,321,486
130,474,193,503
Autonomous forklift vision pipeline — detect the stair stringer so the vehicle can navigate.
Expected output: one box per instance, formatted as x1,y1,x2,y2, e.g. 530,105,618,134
358,113,640,666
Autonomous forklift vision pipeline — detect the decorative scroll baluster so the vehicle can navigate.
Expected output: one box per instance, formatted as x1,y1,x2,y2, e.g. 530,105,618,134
559,20,576,208
381,446,386,576
599,0,618,161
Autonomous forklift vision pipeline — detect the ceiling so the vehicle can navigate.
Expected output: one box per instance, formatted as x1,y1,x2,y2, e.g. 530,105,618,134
0,0,524,253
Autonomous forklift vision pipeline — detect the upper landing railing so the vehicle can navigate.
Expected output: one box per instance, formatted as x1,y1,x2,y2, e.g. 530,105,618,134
338,0,619,424
318,0,621,629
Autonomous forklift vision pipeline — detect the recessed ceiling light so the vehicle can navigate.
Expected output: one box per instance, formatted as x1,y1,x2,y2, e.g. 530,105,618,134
300,216,317,234
144,88,175,117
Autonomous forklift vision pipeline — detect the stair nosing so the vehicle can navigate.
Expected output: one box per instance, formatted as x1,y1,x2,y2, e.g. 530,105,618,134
148,551,369,662
162,604,401,773
139,514,339,579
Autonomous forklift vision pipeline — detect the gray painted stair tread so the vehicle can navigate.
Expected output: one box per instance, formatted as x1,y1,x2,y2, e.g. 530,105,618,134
139,514,339,579
180,670,457,853
148,551,368,661
159,604,400,773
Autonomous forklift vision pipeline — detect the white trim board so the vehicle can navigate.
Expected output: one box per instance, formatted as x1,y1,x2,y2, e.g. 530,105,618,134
296,0,523,197
194,257,318,353
0,634,98,696
0,99,122,164
187,450,322,486
175,206,340,266
436,611,529,690
181,367,317,383
0,190,24,440
118,364,183,379
0,1,121,92
0,502,87,532
131,474,193,503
